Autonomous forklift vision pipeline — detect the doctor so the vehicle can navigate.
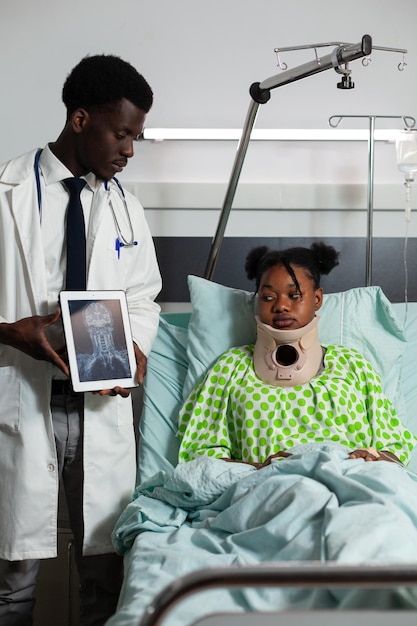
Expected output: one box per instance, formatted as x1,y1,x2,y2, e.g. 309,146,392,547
0,55,161,625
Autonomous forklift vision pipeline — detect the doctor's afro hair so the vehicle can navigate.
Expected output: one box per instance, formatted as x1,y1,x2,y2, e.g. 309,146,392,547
62,54,153,117
245,242,340,293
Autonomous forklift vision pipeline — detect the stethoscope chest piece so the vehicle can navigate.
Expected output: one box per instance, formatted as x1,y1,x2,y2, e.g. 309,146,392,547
104,178,137,251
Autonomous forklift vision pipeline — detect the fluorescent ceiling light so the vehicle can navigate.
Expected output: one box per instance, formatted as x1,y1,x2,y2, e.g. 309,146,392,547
142,128,401,142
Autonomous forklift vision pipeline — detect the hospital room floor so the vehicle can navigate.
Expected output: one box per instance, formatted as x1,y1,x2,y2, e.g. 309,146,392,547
33,488,80,626
33,390,143,626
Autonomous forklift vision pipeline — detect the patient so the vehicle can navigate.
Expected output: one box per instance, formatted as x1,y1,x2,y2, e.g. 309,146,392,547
178,243,417,468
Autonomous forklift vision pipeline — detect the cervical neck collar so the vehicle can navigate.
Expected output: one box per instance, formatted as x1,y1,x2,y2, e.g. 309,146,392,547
253,315,322,387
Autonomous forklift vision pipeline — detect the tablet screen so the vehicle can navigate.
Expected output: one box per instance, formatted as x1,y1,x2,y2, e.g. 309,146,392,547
59,290,138,392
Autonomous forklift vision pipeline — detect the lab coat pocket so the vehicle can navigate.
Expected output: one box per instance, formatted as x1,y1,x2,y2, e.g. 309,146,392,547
117,397,133,427
107,237,138,275
0,369,21,433
85,392,133,427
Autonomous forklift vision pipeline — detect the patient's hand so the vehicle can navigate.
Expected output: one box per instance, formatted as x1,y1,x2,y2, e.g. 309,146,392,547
377,450,402,464
221,451,292,470
349,447,380,462
221,457,263,469
349,447,401,464
259,451,293,468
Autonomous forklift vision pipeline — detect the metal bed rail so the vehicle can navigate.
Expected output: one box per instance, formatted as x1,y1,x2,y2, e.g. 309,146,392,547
139,562,417,626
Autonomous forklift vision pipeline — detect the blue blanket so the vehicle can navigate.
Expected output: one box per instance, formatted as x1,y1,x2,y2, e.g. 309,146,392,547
107,443,417,626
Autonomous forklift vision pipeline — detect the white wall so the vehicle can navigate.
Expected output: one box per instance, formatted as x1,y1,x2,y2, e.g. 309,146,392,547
2,0,417,250
1,0,416,180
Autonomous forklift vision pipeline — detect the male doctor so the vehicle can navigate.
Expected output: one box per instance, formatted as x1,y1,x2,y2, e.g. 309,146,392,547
0,55,161,625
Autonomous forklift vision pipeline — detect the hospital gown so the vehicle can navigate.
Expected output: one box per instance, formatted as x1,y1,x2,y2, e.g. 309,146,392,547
178,344,417,465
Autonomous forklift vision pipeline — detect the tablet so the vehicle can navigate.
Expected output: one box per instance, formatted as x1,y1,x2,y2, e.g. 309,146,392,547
59,290,138,392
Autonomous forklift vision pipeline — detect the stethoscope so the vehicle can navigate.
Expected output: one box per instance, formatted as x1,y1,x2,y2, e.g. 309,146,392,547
34,149,137,258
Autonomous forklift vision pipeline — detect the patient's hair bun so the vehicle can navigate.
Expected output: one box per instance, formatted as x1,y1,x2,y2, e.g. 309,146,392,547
245,241,340,291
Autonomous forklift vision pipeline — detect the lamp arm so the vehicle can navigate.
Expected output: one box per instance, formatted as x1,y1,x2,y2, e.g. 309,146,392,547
203,35,372,280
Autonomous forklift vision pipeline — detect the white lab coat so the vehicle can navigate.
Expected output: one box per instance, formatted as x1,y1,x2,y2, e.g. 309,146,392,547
0,149,161,560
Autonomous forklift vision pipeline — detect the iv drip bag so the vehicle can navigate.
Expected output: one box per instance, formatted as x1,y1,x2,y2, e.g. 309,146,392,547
396,130,417,180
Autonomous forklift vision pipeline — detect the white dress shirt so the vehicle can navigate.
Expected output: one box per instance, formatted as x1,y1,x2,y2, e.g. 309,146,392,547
38,145,96,355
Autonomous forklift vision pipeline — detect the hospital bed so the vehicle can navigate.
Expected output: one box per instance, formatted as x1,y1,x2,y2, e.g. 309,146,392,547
105,276,417,626
106,35,417,626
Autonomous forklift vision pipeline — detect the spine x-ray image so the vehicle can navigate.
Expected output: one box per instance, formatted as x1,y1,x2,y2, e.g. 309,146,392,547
69,300,131,382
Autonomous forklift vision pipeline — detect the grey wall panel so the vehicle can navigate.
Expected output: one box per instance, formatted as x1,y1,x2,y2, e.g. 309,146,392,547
154,237,417,303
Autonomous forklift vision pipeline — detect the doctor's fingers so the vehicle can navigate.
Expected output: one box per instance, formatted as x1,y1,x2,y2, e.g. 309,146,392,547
95,387,131,398
2,315,61,357
0,314,69,377
43,308,63,327
34,331,69,376
44,347,70,378
133,343,147,385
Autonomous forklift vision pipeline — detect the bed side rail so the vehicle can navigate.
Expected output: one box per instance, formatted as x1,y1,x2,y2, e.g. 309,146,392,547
139,562,417,626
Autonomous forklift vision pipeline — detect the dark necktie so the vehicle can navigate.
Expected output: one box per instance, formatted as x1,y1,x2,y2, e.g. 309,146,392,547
63,177,87,290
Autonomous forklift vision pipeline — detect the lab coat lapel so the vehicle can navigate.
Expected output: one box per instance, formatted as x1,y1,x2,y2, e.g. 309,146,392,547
11,176,48,311
86,183,108,273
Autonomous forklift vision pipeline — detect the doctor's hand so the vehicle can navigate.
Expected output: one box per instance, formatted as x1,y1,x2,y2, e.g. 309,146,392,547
133,343,147,385
0,309,69,377
95,344,147,398
96,386,131,398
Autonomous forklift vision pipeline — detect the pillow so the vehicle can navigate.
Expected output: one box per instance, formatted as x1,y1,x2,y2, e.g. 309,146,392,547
139,317,189,481
184,277,257,399
183,276,407,421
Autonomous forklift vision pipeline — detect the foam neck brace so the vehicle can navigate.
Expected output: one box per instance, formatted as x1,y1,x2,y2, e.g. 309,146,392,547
253,315,322,387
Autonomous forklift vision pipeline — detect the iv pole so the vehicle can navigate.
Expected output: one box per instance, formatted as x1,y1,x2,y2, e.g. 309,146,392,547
203,35,373,280
203,35,410,281
328,114,416,287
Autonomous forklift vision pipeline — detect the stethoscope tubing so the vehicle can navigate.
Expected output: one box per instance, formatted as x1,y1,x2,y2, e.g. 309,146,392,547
34,148,136,248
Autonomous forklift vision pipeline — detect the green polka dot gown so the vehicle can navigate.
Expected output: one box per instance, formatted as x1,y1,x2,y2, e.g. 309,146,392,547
178,345,417,465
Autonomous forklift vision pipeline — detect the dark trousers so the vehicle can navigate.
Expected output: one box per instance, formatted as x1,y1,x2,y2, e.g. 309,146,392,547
0,390,123,626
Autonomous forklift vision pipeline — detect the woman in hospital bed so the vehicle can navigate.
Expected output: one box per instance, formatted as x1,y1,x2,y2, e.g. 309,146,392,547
108,244,417,626
178,242,417,467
